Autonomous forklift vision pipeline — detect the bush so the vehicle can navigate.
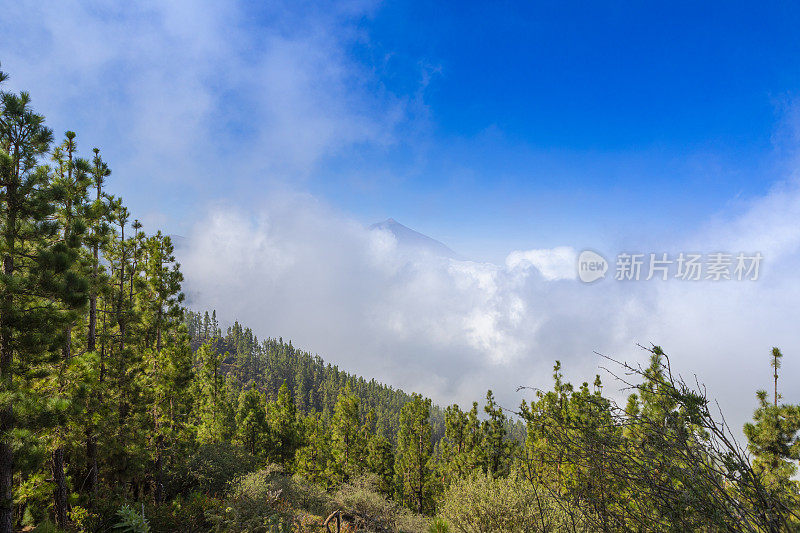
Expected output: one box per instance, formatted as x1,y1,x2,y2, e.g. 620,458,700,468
167,442,259,496
209,465,327,532
428,517,449,533
437,472,565,533
30,521,62,533
17,472,54,528
395,511,431,533
69,505,99,533
113,504,151,533
143,492,220,533
288,473,329,517
332,474,429,533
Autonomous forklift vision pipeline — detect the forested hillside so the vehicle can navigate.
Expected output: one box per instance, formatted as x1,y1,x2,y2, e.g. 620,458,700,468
2,63,800,533
184,310,452,444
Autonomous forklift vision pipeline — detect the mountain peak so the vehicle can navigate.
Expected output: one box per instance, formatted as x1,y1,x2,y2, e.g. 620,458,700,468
369,218,461,259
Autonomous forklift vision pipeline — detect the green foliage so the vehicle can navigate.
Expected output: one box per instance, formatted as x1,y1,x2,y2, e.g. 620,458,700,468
67,505,97,533
428,516,449,533
395,394,436,514
333,474,398,531
1,67,88,531
438,472,563,533
481,390,515,478
209,465,324,533
518,348,800,531
330,385,367,483
440,402,484,484
332,474,429,533
743,347,800,528
208,469,288,533
15,472,53,527
294,411,333,486
196,343,234,444
113,505,151,533
366,432,395,495
236,387,269,456
167,442,259,496
184,311,449,444
30,521,62,533
744,390,800,490
144,492,218,533
267,382,300,466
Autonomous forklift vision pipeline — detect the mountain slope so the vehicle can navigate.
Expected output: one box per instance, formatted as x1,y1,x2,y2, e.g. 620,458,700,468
369,218,461,259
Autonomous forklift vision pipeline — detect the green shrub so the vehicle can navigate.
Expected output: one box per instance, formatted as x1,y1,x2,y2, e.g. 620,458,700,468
395,511,431,533
30,521,62,533
17,472,54,528
209,465,324,532
143,492,220,533
332,474,429,533
437,472,564,533
288,473,329,517
113,504,151,533
428,516,450,533
69,505,99,533
167,442,259,496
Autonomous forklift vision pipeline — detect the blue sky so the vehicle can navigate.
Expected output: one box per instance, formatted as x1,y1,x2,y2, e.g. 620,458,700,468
3,1,800,262
306,1,800,258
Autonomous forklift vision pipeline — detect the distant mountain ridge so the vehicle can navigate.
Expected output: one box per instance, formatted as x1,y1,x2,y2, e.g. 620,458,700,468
369,218,462,259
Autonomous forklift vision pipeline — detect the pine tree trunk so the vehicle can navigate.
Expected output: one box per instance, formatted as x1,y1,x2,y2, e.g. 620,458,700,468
52,447,68,528
63,325,72,361
100,300,106,381
0,227,15,533
774,374,778,407
156,313,162,353
154,438,163,504
0,321,12,533
117,222,125,354
0,437,12,533
86,429,98,497
88,244,98,352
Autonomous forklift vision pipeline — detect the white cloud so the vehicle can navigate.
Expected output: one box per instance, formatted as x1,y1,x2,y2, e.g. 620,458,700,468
506,246,578,280
179,191,644,409
0,0,405,231
179,179,800,436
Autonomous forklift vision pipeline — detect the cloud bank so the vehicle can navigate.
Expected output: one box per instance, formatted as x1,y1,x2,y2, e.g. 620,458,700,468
178,177,800,434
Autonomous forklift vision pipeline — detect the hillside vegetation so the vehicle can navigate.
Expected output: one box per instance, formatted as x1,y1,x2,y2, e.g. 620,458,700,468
1,63,799,532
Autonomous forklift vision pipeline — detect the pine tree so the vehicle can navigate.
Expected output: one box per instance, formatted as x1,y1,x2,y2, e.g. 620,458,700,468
395,394,434,514
196,343,228,443
771,346,782,407
441,402,485,483
267,381,300,466
48,130,92,527
366,432,394,495
482,390,512,478
331,385,366,483
83,147,111,498
142,233,184,354
295,412,333,486
236,387,269,456
744,347,800,522
0,72,88,532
